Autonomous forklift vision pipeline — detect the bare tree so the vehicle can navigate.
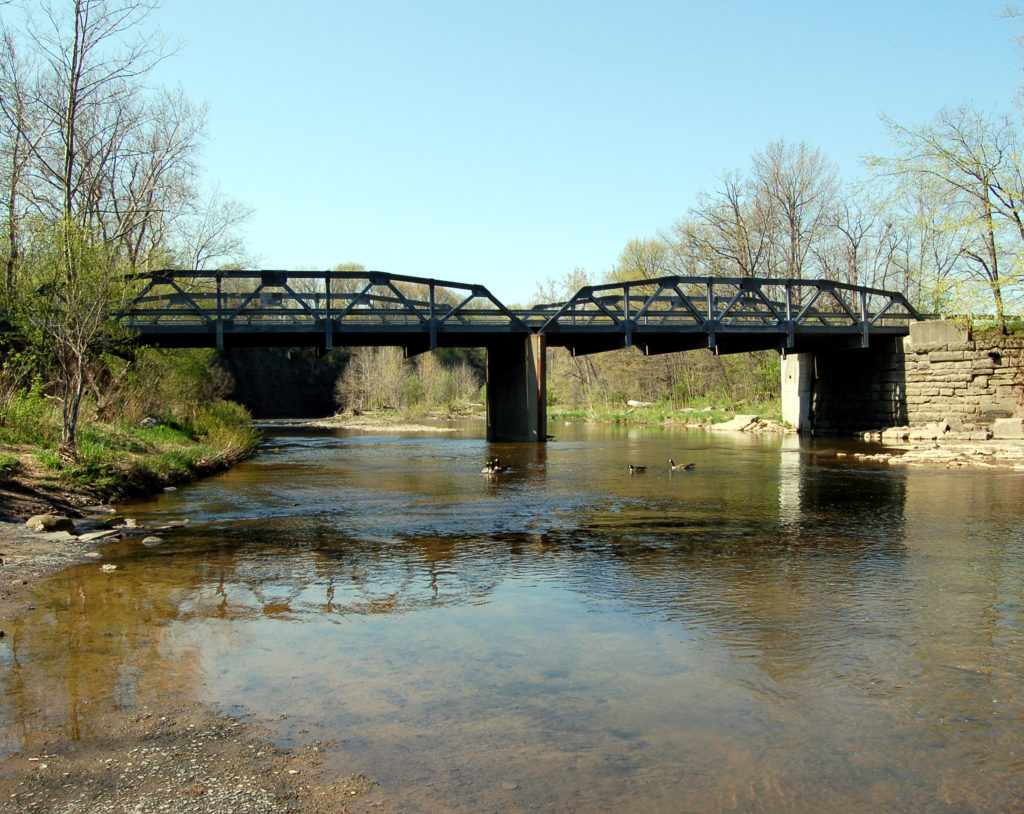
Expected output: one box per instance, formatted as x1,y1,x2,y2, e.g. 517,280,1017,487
685,171,775,278
172,183,254,269
2,1,248,273
20,1,167,262
750,139,840,279
334,346,410,412
0,23,39,295
532,266,591,306
815,198,903,289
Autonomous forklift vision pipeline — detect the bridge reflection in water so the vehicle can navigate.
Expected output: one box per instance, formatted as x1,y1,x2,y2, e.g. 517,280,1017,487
119,270,922,440
3,425,1021,813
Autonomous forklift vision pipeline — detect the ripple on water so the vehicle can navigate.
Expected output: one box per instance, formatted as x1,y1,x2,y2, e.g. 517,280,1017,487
11,426,1024,812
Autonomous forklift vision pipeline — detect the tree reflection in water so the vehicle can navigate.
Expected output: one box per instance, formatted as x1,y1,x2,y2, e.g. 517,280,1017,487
2,424,1022,813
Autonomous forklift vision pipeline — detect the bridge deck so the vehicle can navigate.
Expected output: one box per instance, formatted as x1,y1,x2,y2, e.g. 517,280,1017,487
114,270,921,355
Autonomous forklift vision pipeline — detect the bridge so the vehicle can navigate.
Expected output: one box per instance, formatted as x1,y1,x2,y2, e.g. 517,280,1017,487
119,270,923,440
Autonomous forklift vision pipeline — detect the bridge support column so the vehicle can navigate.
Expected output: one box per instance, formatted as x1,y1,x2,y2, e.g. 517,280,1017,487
486,335,547,442
781,353,812,434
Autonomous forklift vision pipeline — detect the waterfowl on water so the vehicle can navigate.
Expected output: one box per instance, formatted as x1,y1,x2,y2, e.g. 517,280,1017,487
628,464,647,473
483,457,509,474
669,459,695,471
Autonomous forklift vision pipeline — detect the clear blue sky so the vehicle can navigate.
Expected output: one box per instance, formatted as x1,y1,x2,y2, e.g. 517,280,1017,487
150,0,1022,305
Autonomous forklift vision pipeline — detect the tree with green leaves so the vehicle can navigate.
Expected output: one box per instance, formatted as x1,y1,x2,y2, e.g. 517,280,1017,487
12,219,133,458
607,237,673,283
867,105,1024,333
0,0,253,457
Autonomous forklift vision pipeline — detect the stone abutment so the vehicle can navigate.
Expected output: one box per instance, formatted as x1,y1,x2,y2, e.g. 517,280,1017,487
782,321,1024,438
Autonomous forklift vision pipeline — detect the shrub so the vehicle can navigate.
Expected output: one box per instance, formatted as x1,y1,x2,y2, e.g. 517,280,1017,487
2,376,58,445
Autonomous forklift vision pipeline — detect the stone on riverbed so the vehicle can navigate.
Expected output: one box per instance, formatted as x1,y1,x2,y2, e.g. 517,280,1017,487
710,414,759,432
78,529,122,543
990,418,1024,439
25,514,75,533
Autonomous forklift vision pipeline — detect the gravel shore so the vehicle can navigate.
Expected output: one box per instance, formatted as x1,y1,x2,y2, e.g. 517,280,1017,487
0,489,382,814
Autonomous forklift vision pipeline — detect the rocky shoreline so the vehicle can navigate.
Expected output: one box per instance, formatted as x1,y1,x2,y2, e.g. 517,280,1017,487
836,438,1024,469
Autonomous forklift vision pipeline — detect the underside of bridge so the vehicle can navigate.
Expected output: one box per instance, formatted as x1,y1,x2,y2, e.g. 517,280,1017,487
782,337,908,435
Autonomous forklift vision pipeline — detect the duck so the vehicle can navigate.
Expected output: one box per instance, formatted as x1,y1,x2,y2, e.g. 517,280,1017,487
628,464,647,473
669,459,695,471
483,457,509,474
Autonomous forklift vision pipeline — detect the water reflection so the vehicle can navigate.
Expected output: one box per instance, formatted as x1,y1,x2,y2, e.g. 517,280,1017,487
2,422,1022,812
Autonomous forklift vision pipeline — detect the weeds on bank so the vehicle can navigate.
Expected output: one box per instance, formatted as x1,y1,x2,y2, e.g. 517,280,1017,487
549,397,782,426
0,392,261,500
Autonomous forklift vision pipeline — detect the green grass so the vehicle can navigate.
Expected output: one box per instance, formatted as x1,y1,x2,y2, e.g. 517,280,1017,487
548,398,782,426
0,451,20,478
0,395,261,501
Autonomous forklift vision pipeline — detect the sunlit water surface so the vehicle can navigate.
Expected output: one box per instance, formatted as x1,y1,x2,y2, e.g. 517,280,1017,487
3,421,1023,812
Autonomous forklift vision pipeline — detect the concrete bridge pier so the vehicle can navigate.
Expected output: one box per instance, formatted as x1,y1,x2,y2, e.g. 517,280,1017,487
486,335,547,442
781,353,813,434
781,338,908,435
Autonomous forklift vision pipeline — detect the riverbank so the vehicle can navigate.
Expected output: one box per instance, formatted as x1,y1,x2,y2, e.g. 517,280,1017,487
837,438,1024,469
0,409,386,812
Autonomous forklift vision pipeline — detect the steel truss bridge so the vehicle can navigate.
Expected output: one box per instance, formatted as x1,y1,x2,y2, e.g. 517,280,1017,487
120,269,921,356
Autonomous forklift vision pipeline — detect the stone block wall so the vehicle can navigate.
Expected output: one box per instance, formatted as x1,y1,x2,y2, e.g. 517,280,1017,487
903,322,1024,428
805,321,1024,437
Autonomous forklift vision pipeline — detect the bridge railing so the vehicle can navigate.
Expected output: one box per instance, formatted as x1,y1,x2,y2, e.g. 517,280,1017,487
120,270,529,348
110,270,924,352
536,276,921,347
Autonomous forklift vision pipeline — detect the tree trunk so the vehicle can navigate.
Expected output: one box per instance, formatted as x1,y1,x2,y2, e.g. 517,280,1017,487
60,359,85,461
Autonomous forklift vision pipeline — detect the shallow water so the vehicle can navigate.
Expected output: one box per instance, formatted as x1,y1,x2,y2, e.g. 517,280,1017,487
2,421,1023,812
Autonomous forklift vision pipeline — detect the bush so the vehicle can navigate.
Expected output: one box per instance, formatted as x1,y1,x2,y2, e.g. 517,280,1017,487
0,452,21,478
190,400,260,463
2,377,58,445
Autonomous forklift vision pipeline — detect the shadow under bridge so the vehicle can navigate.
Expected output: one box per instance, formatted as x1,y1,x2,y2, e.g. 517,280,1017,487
118,271,922,441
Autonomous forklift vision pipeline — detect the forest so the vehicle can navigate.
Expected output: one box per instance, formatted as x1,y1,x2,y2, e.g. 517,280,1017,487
2,1,1024,497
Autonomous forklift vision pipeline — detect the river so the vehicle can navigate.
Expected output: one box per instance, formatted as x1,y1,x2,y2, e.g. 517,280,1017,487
2,421,1023,812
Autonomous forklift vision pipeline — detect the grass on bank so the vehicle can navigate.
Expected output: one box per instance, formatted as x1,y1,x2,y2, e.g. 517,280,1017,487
548,397,783,426
0,390,261,501
344,397,785,428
